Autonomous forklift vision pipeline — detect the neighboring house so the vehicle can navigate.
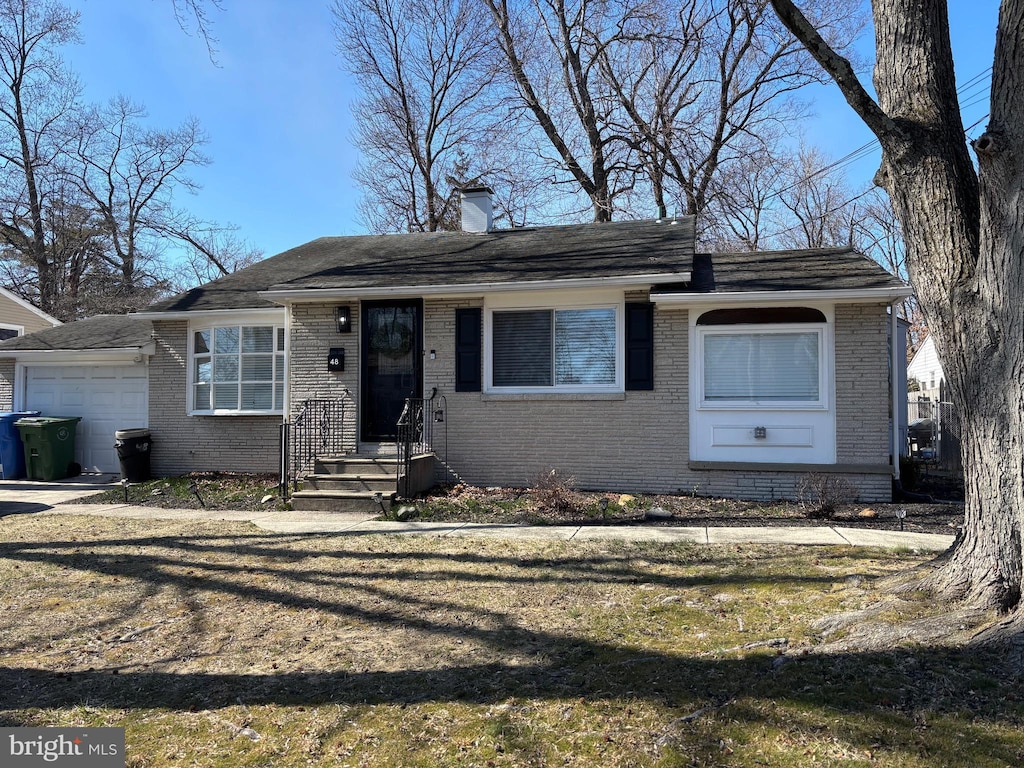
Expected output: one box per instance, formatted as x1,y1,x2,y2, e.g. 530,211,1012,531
0,315,153,473
907,334,945,401
0,286,60,341
0,189,911,502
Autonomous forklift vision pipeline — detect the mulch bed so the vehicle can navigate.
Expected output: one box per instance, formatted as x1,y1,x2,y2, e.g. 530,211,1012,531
415,483,964,537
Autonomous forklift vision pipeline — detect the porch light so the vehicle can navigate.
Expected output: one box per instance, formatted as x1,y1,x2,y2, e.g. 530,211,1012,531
335,306,352,334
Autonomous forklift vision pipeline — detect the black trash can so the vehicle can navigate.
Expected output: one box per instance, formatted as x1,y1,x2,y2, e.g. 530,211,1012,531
115,428,152,482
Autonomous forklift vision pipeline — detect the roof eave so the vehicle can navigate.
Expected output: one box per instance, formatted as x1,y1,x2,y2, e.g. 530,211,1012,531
259,272,691,303
0,342,157,361
131,307,286,321
652,286,913,306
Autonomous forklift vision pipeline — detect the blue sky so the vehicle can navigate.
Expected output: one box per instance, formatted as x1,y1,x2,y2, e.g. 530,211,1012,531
62,0,1001,260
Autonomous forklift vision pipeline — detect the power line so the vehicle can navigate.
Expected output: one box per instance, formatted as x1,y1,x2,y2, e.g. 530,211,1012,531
755,66,992,242
763,66,992,204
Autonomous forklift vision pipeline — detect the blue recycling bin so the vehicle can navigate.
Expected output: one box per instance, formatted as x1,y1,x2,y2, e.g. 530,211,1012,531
0,411,41,479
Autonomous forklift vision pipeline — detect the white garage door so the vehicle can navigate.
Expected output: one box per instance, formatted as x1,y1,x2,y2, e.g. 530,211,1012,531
25,365,148,473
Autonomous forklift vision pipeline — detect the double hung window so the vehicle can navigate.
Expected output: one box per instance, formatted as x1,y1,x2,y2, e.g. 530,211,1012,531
192,325,285,413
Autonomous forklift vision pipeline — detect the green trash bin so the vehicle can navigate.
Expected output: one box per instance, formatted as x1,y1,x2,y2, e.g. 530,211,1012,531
14,416,82,481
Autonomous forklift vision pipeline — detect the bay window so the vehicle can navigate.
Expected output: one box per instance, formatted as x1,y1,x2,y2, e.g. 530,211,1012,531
192,325,285,413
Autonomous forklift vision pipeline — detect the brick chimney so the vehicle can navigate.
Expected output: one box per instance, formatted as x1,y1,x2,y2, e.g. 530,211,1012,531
460,186,493,233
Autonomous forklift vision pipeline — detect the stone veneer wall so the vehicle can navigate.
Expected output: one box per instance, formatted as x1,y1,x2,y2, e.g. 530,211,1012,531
148,320,281,476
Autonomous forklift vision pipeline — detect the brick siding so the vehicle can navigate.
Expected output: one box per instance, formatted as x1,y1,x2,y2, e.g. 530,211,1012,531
148,320,281,476
289,303,359,449
176,296,894,501
834,303,891,464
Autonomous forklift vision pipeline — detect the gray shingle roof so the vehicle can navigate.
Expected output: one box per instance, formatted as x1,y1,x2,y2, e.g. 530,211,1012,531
658,247,906,295
140,218,905,316
143,218,697,313
0,315,153,353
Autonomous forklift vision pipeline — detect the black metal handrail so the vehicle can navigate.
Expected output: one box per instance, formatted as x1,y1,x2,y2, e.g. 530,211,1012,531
396,388,441,497
280,396,349,497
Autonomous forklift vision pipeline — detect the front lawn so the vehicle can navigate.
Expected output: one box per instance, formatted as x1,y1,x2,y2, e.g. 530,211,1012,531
1,515,1019,767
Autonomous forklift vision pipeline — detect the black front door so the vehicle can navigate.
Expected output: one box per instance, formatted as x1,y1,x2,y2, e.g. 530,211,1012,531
361,300,422,442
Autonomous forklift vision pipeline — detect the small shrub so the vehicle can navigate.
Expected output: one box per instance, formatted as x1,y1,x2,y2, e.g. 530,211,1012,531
530,468,579,514
796,473,860,519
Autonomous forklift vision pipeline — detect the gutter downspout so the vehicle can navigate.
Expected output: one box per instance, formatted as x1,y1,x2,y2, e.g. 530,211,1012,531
891,301,901,482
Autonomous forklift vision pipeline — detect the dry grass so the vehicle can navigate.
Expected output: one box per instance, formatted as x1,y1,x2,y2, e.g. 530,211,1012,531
1,514,1020,767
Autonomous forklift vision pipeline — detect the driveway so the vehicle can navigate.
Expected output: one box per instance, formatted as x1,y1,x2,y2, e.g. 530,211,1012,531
0,474,120,516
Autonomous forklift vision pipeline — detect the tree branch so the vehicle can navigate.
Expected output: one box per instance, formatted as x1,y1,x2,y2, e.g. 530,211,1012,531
768,0,902,142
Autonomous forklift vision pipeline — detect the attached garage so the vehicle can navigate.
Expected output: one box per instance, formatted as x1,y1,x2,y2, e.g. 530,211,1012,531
25,364,148,473
0,315,155,476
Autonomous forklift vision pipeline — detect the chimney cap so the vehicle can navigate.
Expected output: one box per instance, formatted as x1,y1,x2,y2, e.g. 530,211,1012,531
460,185,494,195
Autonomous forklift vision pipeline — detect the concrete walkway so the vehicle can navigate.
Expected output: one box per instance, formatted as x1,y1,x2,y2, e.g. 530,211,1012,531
0,476,955,551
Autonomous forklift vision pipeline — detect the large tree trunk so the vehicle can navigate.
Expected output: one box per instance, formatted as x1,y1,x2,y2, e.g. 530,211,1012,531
873,0,1024,615
770,0,1024,625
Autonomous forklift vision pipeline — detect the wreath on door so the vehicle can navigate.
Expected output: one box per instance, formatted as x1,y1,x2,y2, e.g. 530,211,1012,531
371,313,414,359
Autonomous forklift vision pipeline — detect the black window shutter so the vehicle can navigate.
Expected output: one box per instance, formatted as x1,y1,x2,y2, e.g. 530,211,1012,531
455,307,482,392
625,302,654,391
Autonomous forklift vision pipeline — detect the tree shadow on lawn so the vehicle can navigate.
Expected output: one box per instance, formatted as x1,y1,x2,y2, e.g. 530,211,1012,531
0,528,1021,762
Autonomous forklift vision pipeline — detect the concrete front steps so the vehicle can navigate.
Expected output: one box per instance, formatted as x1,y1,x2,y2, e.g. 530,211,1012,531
289,453,436,513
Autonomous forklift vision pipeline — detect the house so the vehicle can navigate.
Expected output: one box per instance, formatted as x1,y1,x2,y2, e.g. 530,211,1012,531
0,286,60,340
0,315,153,473
0,189,911,503
907,334,945,401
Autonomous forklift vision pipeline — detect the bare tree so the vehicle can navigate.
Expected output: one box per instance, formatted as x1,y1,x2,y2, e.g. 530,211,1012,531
772,145,859,249
599,0,862,234
162,222,262,289
334,0,508,233
484,0,641,222
67,96,211,312
701,154,783,250
0,0,80,316
771,0,1024,638
163,0,224,62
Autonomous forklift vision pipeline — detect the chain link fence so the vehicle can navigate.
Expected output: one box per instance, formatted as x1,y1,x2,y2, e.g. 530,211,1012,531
907,399,962,472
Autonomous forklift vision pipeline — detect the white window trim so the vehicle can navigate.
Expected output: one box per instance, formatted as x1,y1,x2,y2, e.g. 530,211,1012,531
695,321,831,411
188,315,287,416
483,289,625,394
0,323,23,339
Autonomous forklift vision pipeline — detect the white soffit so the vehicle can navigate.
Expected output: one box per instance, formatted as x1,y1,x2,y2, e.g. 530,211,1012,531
654,287,912,307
